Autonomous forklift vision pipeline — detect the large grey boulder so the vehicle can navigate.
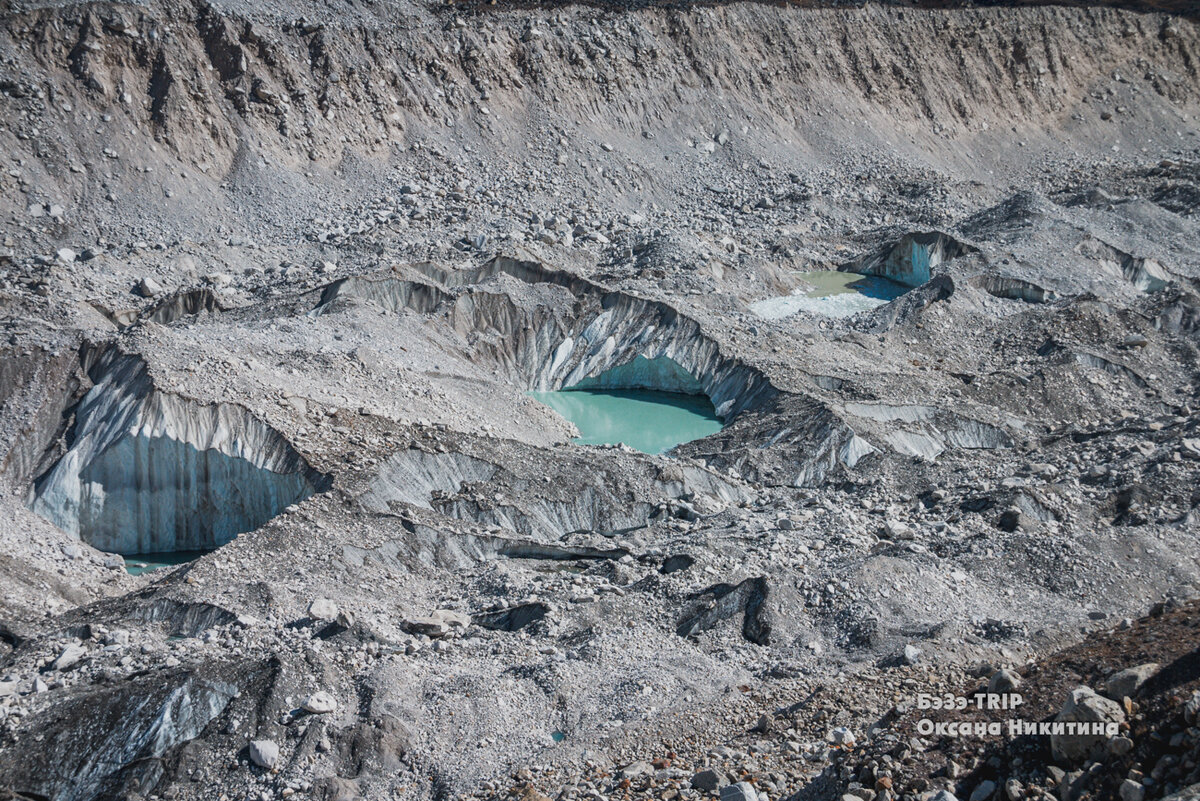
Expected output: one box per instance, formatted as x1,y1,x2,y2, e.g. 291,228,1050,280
970,780,996,801
137,276,164,297
308,598,339,621
1120,779,1146,801
720,782,758,801
692,768,730,792
249,739,279,769
1050,686,1126,764
301,691,337,714
989,669,1022,694
51,644,87,671
618,761,654,780
1102,663,1159,701
403,609,471,639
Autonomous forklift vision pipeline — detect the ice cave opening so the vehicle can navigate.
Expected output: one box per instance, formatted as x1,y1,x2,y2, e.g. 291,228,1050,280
530,356,724,454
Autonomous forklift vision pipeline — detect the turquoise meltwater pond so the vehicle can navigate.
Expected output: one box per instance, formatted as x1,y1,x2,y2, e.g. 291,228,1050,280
124,550,213,576
529,389,723,454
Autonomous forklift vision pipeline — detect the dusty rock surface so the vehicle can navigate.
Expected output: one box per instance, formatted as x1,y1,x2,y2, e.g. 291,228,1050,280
0,0,1199,800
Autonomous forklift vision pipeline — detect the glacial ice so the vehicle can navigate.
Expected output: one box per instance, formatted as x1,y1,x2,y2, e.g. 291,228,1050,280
852,232,974,288
568,355,706,395
30,355,327,555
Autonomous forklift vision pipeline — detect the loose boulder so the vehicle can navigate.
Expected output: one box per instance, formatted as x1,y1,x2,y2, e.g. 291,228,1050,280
1102,663,1159,701
692,768,730,792
249,739,279,769
720,782,758,801
1050,686,1126,764
308,598,339,621
988,669,1022,694
302,691,337,714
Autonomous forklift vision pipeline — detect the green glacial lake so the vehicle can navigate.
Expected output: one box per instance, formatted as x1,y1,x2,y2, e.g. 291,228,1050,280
750,270,908,319
530,389,723,454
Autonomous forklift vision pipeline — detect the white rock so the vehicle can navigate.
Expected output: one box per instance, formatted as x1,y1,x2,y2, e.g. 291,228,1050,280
829,726,856,747
301,691,337,714
308,598,338,621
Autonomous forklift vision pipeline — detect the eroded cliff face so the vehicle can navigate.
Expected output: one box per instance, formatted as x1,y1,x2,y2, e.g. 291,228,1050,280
368,445,749,537
29,352,329,554
1,0,1198,251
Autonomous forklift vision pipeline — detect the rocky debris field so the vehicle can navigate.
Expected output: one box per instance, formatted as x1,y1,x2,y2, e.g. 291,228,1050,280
797,598,1200,801
490,599,1200,801
1,0,1200,800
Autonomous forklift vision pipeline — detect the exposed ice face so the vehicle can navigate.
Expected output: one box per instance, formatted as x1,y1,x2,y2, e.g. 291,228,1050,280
30,355,327,555
568,355,706,395
854,232,974,288
45,434,318,554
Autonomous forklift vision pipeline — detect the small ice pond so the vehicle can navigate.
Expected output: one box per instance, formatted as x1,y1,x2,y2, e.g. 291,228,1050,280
124,550,214,576
750,271,908,320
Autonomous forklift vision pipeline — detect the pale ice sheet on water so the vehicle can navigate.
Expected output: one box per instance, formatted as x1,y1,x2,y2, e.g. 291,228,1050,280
749,271,908,320
749,291,895,320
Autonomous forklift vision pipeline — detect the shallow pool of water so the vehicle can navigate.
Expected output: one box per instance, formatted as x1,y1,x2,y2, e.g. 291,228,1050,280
750,270,908,319
124,550,213,576
529,389,723,454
